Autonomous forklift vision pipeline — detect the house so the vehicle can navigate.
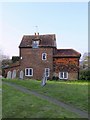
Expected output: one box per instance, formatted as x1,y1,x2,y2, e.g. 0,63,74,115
4,33,81,80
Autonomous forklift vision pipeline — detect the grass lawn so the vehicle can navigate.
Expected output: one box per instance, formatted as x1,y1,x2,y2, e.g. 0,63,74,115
0,79,2,120
2,83,80,118
2,79,89,112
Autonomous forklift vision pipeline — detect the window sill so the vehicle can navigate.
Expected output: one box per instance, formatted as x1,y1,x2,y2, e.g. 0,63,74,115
25,75,33,77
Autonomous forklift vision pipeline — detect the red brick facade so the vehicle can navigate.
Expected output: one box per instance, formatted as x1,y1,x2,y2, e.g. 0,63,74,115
53,57,79,80
4,33,81,80
19,47,53,79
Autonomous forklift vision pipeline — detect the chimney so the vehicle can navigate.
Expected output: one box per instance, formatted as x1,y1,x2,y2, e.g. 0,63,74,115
35,32,36,36
35,32,39,36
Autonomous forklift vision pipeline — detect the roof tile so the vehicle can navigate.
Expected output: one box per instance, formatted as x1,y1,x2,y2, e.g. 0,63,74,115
19,34,56,48
54,49,81,57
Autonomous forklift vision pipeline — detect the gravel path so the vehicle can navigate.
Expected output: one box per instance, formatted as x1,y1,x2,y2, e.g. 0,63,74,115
3,81,88,118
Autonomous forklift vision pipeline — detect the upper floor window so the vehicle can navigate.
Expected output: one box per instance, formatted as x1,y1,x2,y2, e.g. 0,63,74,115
25,68,33,76
32,40,39,48
59,72,68,79
42,53,47,60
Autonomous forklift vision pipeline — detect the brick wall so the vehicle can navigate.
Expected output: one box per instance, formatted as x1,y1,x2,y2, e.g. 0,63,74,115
20,47,53,80
53,57,79,80
4,66,20,78
68,72,78,80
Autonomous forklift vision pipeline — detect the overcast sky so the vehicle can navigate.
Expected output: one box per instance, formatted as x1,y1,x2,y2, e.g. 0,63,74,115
0,2,88,58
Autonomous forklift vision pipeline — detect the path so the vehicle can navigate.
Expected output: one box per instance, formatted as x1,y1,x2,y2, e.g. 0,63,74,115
3,81,88,118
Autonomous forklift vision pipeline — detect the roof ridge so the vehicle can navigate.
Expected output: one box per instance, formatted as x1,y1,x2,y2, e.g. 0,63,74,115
23,34,55,36
57,48,73,50
57,48,81,52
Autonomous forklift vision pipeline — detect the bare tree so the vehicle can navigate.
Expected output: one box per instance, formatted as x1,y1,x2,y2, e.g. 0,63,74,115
0,49,11,75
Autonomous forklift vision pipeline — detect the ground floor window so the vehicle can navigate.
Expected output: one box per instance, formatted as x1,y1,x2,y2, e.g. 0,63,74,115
45,68,50,77
59,72,68,79
25,68,33,76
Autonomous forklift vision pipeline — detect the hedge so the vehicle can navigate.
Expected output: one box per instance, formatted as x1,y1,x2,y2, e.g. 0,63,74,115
79,70,90,80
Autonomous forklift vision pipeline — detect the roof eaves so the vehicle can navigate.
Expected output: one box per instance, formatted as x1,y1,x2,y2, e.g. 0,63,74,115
4,64,20,69
53,55,81,58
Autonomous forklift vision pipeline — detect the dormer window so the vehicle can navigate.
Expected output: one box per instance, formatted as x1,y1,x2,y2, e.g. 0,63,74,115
32,40,39,48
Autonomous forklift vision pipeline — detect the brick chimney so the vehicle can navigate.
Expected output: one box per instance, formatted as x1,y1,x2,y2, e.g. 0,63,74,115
35,32,36,36
35,32,39,36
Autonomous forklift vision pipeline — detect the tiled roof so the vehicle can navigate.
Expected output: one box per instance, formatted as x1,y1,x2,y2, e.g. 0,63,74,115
19,34,56,48
54,49,81,57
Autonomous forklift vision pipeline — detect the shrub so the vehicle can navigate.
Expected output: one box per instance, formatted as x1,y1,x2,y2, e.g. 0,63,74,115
52,76,59,81
79,70,90,80
12,56,20,63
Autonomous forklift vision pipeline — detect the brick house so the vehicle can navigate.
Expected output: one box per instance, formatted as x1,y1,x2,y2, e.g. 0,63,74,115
4,33,81,80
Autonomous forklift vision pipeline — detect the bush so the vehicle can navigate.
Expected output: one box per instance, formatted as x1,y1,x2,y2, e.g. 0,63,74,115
52,76,59,81
2,68,6,77
79,70,90,80
12,56,20,63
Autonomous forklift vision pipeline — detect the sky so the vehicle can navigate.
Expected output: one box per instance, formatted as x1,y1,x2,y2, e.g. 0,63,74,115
0,2,88,59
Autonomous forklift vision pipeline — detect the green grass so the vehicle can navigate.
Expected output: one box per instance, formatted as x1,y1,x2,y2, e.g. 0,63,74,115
0,79,2,119
2,83,80,118
2,79,89,112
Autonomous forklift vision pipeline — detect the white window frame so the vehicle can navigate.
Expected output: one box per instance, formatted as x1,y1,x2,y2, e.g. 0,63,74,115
32,40,39,48
42,53,47,60
59,72,68,79
25,68,33,76
45,68,50,77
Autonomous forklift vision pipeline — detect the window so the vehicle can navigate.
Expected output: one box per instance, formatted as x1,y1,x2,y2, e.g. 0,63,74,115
25,68,33,76
32,41,39,48
42,53,47,60
59,72,68,79
45,68,50,77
